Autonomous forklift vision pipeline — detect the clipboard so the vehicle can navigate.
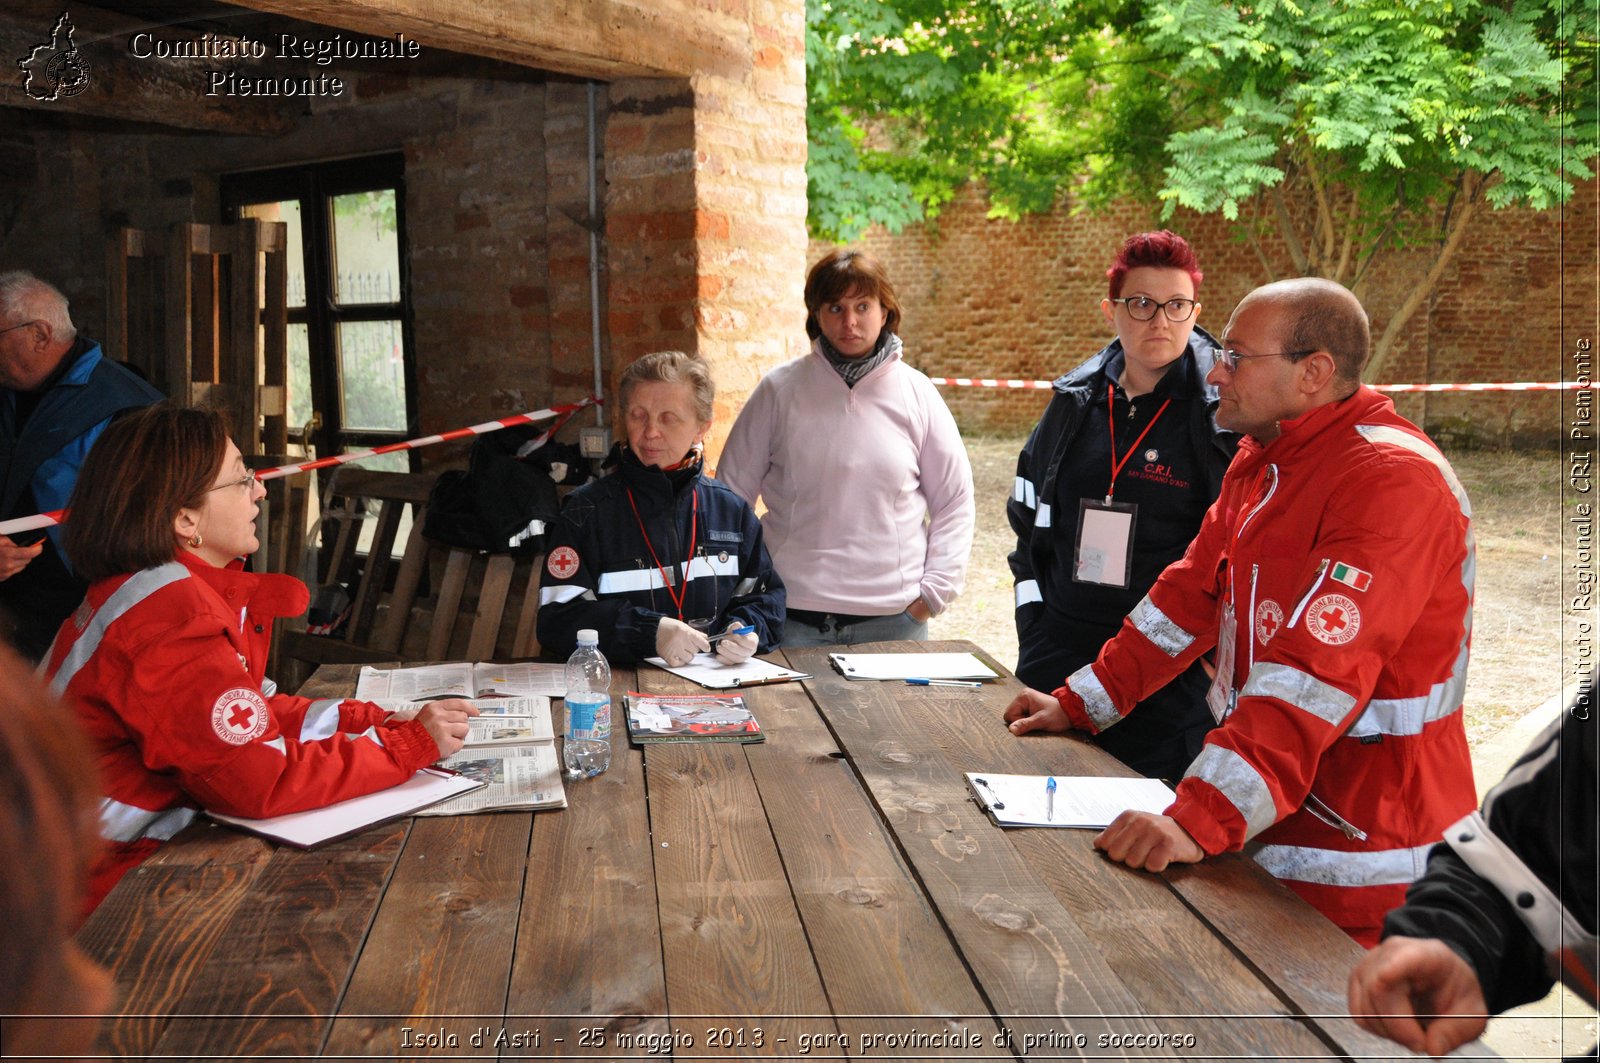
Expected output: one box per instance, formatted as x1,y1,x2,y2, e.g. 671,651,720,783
829,652,998,682
643,653,809,690
964,772,1175,829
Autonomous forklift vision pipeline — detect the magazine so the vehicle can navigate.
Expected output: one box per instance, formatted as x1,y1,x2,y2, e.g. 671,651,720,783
625,692,764,745
355,661,566,701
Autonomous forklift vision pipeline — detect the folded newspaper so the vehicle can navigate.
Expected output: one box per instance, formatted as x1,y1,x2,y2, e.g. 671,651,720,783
378,693,566,814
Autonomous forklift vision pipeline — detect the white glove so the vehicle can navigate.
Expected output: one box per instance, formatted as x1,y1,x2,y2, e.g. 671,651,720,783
714,621,758,664
656,617,710,667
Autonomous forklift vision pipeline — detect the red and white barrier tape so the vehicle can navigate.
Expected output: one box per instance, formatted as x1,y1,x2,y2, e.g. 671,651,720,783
929,377,1592,393
0,396,601,539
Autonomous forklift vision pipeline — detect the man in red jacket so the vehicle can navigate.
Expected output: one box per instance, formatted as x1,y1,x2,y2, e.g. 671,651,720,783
1005,277,1477,945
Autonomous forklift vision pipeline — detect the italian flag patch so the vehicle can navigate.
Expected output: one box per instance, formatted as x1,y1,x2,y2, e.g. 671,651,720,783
1331,562,1372,592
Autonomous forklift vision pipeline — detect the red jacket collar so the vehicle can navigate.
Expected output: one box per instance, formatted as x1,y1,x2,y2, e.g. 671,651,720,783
175,549,310,619
1235,384,1396,468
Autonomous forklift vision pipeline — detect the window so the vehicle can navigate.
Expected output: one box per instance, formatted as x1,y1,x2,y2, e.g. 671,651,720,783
222,154,417,470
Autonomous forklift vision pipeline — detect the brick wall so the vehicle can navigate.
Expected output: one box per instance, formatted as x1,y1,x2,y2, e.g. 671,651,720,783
813,178,1599,445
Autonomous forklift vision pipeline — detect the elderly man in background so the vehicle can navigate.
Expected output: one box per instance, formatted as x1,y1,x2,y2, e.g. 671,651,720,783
1006,277,1477,946
0,271,162,660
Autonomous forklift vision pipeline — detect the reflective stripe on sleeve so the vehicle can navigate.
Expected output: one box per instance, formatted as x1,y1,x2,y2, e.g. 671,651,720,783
261,676,278,697
1128,596,1196,658
1350,642,1468,737
1012,476,1037,510
1354,425,1472,517
262,736,287,755
1239,662,1357,726
99,798,197,844
50,562,190,697
539,584,590,606
1034,502,1052,529
1014,579,1042,610
1253,841,1435,888
300,699,344,741
1187,744,1278,839
352,725,386,747
1066,665,1120,732
733,577,758,596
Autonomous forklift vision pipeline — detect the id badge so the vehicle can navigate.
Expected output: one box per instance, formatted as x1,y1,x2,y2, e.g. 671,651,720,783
1206,602,1237,723
1073,498,1137,588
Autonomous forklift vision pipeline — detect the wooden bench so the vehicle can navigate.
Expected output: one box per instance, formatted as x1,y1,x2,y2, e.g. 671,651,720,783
273,467,546,691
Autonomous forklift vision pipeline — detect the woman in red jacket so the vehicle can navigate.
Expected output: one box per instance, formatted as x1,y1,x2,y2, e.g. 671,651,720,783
44,404,475,910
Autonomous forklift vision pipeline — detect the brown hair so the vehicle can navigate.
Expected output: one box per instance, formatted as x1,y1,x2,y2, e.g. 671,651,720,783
0,642,103,1021
63,404,230,583
804,248,902,340
618,350,716,425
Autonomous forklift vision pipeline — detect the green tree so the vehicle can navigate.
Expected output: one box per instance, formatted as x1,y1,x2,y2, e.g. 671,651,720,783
808,0,1598,376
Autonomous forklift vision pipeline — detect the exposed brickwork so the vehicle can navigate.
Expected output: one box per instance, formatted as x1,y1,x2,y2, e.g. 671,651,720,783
815,178,1599,445
0,0,813,466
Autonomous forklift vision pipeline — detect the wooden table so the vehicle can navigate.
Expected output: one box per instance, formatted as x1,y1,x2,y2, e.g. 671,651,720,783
76,640,1469,1061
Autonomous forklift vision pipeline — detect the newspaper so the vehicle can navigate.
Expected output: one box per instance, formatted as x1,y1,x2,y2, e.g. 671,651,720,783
356,661,567,701
382,695,566,813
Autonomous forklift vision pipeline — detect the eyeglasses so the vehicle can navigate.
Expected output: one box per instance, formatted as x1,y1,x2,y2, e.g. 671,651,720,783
1215,347,1319,372
0,320,41,338
207,474,258,494
1110,296,1197,322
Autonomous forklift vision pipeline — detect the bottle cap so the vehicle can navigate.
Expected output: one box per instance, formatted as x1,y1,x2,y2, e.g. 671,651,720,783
576,629,599,645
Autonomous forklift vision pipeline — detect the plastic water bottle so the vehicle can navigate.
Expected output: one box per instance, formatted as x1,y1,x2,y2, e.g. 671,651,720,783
563,629,611,778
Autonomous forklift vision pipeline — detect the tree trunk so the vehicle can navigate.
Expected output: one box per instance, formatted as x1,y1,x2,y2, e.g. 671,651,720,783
1363,193,1480,381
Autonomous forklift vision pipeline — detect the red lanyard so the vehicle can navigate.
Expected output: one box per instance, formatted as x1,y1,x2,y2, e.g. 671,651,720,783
1105,385,1171,502
624,486,698,620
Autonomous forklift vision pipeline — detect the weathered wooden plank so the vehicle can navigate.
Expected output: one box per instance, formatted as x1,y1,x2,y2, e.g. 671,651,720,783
134,824,408,1058
783,641,1333,1059
324,813,534,1058
623,664,831,1056
730,670,1009,1056
504,664,671,1056
75,829,278,1058
0,2,296,135
226,0,746,81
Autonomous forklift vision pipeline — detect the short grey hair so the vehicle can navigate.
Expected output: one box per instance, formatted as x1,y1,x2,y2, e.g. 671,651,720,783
618,350,715,424
0,271,76,342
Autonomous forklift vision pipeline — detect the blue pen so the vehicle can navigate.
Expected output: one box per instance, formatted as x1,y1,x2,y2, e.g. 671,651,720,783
904,678,984,688
707,624,757,644
1046,776,1057,822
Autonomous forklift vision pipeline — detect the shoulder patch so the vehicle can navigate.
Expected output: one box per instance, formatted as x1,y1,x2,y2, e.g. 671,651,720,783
547,545,581,579
1305,593,1361,646
211,687,270,745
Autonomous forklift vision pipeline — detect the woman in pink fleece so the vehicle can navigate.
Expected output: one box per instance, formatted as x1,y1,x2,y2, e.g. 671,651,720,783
717,249,975,647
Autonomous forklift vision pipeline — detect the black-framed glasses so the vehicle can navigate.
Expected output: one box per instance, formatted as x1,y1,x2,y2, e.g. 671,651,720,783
1216,347,1319,372
0,319,41,338
207,474,258,494
1110,296,1197,322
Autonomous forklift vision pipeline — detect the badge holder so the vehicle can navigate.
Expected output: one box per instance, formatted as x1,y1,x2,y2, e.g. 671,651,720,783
1072,498,1137,589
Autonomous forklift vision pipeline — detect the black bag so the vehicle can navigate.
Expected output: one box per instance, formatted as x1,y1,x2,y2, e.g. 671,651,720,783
422,425,576,555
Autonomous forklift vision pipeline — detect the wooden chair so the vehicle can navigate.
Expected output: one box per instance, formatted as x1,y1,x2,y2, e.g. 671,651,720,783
272,466,546,693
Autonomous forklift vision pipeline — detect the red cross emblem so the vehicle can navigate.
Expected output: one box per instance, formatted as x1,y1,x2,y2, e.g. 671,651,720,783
211,687,270,745
547,545,580,579
1306,593,1361,646
1254,599,1284,644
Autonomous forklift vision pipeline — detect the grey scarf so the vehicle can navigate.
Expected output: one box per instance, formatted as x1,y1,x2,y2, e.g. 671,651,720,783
820,331,900,388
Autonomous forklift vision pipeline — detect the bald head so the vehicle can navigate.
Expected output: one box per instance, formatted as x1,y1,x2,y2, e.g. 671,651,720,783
1235,278,1369,392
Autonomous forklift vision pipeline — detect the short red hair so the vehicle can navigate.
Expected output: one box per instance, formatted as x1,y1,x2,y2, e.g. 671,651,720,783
1106,230,1203,299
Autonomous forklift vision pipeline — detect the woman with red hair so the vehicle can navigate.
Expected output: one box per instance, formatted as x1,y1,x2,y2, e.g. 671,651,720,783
1006,231,1238,780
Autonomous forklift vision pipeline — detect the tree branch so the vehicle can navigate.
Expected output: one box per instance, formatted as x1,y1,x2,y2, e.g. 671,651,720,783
1332,194,1359,284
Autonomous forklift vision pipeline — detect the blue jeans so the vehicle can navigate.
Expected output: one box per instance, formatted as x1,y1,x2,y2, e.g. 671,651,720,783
781,609,929,648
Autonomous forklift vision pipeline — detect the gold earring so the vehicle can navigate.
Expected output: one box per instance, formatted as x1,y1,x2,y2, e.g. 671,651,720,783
188,533,203,548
